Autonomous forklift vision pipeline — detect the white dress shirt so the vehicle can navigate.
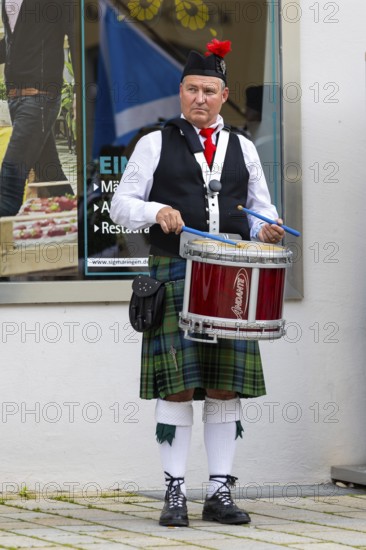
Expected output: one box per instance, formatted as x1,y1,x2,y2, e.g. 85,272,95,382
110,114,279,240
5,0,24,32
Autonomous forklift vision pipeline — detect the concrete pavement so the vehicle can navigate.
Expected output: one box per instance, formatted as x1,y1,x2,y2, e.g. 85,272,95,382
0,484,366,549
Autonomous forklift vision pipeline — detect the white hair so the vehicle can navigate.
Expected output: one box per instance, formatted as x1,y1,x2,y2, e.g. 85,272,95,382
181,76,226,91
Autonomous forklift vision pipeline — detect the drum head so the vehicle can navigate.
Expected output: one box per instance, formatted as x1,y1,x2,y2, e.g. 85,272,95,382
183,238,292,265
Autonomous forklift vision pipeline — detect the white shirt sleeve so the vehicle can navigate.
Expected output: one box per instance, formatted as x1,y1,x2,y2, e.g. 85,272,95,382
237,134,279,239
110,131,170,230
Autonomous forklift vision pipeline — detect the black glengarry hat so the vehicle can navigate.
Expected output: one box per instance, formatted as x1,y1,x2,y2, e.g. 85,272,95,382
181,39,232,84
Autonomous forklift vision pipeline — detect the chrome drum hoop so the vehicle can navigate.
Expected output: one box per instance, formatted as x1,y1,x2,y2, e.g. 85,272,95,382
179,313,286,343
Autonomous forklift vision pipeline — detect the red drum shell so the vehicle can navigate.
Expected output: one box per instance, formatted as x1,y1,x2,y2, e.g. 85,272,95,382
179,239,292,341
188,262,286,322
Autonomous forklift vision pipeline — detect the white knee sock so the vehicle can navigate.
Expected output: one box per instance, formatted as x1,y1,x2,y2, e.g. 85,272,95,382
203,396,242,497
155,399,194,496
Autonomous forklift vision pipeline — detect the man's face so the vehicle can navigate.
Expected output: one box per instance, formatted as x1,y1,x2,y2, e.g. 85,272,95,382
180,75,229,128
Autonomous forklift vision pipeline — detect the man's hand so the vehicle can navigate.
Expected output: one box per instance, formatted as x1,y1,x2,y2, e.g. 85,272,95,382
156,206,184,235
258,219,285,243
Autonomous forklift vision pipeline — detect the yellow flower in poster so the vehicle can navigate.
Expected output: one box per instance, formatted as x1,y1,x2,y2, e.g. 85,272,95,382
127,0,162,21
175,0,209,31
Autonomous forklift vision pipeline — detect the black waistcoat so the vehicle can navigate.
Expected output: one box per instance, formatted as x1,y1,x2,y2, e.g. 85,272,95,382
149,122,250,256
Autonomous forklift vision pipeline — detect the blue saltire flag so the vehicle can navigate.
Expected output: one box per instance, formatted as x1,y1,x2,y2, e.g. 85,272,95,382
93,0,183,158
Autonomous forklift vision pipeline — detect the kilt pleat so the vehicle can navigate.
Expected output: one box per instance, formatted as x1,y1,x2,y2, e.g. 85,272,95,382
140,256,266,400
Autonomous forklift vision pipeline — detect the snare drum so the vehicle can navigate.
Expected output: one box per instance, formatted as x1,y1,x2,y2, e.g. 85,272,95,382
179,239,292,342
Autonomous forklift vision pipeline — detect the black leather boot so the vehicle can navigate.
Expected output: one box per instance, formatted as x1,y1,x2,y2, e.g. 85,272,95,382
159,472,189,527
202,475,251,525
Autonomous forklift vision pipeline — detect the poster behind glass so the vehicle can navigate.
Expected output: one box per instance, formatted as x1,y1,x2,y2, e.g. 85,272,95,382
0,0,282,284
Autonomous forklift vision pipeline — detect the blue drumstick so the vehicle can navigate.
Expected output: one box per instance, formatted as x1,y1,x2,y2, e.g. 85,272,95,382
237,205,301,237
182,226,238,246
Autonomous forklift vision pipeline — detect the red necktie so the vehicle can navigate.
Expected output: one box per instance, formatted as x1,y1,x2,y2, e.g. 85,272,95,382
200,128,217,167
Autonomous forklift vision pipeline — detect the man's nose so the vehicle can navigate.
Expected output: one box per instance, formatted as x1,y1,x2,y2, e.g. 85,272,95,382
196,91,206,103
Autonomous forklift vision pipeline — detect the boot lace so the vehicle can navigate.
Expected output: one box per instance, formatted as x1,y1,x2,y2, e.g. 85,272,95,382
165,471,185,509
209,474,238,506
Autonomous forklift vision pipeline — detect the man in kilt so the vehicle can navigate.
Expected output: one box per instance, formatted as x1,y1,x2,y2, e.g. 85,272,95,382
111,39,285,527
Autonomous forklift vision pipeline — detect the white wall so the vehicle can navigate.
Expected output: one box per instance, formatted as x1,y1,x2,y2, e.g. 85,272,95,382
1,1,366,496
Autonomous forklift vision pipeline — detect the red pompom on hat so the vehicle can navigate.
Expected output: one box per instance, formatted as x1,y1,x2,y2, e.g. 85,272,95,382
205,39,232,58
181,39,232,83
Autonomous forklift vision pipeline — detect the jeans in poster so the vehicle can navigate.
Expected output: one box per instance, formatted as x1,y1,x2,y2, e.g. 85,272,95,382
0,94,72,217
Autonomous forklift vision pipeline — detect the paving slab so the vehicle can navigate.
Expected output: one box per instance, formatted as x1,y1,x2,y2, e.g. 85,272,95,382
7,527,103,545
0,511,64,521
16,516,97,528
0,533,55,547
22,547,81,550
0,520,45,530
85,532,189,546
192,525,318,545
335,510,366,518
289,544,364,550
79,546,212,550
260,496,366,514
0,499,83,511
1,488,366,550
246,504,366,531
311,495,366,511
169,540,293,550
263,526,366,546
78,545,153,550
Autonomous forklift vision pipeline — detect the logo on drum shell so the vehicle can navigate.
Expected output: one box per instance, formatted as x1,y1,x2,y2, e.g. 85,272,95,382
231,268,250,319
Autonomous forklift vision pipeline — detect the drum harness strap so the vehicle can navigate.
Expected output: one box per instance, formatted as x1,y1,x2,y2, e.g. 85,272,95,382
194,130,230,235
165,118,230,235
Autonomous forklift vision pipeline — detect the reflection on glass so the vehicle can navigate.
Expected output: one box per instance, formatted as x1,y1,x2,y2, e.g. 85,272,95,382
82,0,282,278
0,1,78,280
0,0,284,286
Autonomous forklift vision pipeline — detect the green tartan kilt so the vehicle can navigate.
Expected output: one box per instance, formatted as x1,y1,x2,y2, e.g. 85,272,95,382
140,256,266,400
